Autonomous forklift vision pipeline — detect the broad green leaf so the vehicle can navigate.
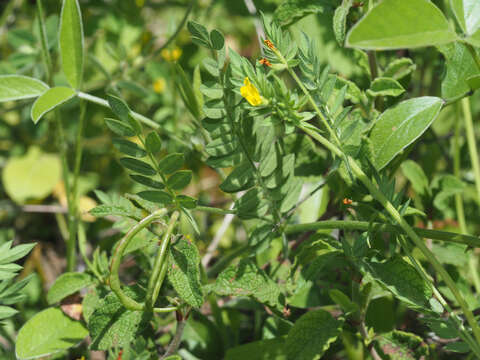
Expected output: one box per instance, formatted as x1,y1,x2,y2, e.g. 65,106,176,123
167,238,204,307
105,118,135,137
145,132,162,153
375,330,429,359
285,309,343,360
366,256,432,309
329,289,359,315
333,0,353,45
225,338,287,360
16,307,88,359
59,0,84,89
112,139,147,158
119,157,156,176
47,272,95,304
214,259,283,310
0,75,49,102
137,190,173,205
158,153,184,174
0,305,18,320
187,21,210,48
401,160,429,196
220,162,255,193
273,0,335,27
369,97,443,170
30,87,76,124
439,42,478,99
177,195,197,209
210,29,225,50
367,77,405,98
450,0,480,35
89,287,150,350
346,0,457,50
130,175,165,189
2,147,61,204
167,170,192,190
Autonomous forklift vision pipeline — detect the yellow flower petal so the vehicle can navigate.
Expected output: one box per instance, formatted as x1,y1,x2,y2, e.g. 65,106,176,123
240,77,262,106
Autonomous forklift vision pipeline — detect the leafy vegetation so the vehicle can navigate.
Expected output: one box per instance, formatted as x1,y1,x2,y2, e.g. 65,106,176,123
2,0,480,359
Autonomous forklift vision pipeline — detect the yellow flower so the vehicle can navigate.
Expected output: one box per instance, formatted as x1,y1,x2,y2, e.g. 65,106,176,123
153,78,166,93
161,47,182,62
240,77,262,106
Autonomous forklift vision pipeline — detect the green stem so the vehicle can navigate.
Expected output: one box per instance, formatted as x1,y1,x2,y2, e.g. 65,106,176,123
454,103,467,234
109,209,168,310
461,97,480,206
285,220,480,247
37,0,77,271
146,211,180,309
195,205,236,215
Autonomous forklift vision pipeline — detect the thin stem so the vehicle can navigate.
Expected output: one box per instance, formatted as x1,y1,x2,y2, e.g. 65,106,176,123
285,220,480,247
454,103,467,234
162,317,187,359
461,97,480,206
195,205,236,215
36,0,53,85
109,209,168,311
146,211,180,309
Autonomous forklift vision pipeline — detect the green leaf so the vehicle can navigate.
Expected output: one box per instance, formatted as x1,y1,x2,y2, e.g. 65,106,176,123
214,259,283,310
145,131,162,153
367,77,405,98
401,160,429,196
177,195,197,209
235,188,269,219
329,289,359,315
225,338,287,360
112,139,147,158
285,309,343,360
157,153,184,175
210,29,225,50
137,190,173,205
30,87,76,124
375,330,429,359
89,287,150,350
167,170,192,190
274,0,335,27
0,305,18,320
467,74,480,91
167,238,204,307
450,0,480,36
105,118,135,137
383,58,416,80
59,0,84,89
187,21,210,48
439,42,478,99
220,162,255,193
369,97,443,170
333,0,353,45
119,157,156,175
0,75,49,102
107,94,141,134
346,0,457,50
366,256,433,309
130,175,165,189
2,147,61,204
47,272,95,304
16,307,88,359
0,241,36,265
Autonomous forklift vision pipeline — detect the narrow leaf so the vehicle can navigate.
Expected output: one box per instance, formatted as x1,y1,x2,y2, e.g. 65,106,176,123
0,75,49,102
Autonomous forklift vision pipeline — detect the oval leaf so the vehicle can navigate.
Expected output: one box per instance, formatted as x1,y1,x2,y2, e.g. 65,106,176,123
16,307,88,359
285,309,343,360
367,77,405,98
130,175,165,189
145,131,162,153
47,272,95,304
167,170,192,190
119,157,156,175
105,118,135,137
112,138,147,158
137,190,173,205
0,75,49,102
31,87,76,124
60,0,84,89
369,97,443,170
346,0,457,50
157,153,184,175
